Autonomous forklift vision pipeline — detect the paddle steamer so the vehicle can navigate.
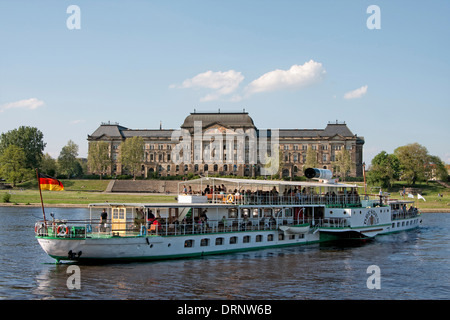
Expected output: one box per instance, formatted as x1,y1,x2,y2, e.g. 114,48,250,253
35,169,422,263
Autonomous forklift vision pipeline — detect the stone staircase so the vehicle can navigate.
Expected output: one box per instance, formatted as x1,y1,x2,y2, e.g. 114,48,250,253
108,180,181,194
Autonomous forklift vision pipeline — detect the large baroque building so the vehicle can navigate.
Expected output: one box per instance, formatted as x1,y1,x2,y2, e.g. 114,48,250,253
87,111,364,178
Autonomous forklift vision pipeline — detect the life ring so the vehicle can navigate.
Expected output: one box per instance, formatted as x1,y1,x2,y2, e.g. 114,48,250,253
35,223,46,235
226,194,235,203
57,225,69,236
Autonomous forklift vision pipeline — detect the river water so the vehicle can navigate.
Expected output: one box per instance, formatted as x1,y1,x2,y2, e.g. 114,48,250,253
0,207,448,300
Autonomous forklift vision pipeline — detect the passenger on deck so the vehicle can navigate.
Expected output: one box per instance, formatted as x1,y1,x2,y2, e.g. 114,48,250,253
100,209,107,231
147,210,155,228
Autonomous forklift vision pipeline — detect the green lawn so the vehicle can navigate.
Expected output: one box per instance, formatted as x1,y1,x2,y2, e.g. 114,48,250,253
364,180,450,211
2,179,175,206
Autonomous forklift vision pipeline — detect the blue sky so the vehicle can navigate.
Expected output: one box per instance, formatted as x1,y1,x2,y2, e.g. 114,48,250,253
0,0,449,166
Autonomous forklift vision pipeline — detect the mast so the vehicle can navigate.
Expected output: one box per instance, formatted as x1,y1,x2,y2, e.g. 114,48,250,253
35,169,46,224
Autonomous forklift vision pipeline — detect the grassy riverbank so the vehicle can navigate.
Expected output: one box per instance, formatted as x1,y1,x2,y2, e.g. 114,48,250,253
1,179,175,207
1,179,449,211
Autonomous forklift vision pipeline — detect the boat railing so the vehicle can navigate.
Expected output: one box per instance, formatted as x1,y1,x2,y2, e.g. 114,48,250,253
35,217,326,239
202,193,362,207
391,208,420,220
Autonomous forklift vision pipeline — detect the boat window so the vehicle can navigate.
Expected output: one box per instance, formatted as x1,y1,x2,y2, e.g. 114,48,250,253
215,237,224,245
228,208,237,219
243,235,250,243
200,238,210,247
284,208,292,217
242,209,249,219
256,235,262,242
267,234,274,241
263,208,272,217
184,240,194,248
278,233,284,241
230,236,238,244
289,235,295,240
252,209,259,218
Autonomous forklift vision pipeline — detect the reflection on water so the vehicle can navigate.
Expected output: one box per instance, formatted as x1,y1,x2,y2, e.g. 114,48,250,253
0,207,449,299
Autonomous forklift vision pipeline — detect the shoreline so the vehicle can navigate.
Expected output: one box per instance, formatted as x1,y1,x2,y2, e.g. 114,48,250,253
0,202,448,213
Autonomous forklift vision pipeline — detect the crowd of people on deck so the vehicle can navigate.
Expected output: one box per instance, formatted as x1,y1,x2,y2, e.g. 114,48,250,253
179,184,361,205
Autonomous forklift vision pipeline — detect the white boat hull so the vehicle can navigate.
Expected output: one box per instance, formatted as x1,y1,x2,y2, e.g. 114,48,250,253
37,230,321,262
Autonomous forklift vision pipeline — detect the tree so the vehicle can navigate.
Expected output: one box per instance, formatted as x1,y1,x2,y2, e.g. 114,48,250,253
367,151,400,189
88,141,111,179
332,149,353,181
58,140,80,179
0,145,33,187
304,148,318,170
427,155,448,181
394,143,429,185
0,126,46,169
40,153,57,177
119,136,144,180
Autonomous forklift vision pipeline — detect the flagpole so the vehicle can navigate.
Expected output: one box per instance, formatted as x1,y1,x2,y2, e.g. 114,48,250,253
35,168,46,224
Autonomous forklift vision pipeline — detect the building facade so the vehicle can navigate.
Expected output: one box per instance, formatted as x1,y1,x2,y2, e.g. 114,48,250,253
87,111,364,178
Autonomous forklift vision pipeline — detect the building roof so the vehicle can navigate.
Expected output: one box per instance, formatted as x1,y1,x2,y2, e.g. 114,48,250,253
181,112,256,129
88,123,174,140
87,117,363,143
88,123,129,139
322,123,354,137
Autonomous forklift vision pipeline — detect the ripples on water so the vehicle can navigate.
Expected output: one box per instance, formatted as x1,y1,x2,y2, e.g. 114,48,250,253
0,207,449,300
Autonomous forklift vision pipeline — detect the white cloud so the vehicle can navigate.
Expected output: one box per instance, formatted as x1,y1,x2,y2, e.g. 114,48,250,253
0,98,44,112
244,60,326,96
344,85,368,99
171,70,244,102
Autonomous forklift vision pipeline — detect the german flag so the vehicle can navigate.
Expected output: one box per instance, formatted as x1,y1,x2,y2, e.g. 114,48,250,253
38,173,64,191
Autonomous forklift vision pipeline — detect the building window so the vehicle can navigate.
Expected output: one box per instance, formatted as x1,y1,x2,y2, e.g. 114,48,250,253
323,154,327,162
